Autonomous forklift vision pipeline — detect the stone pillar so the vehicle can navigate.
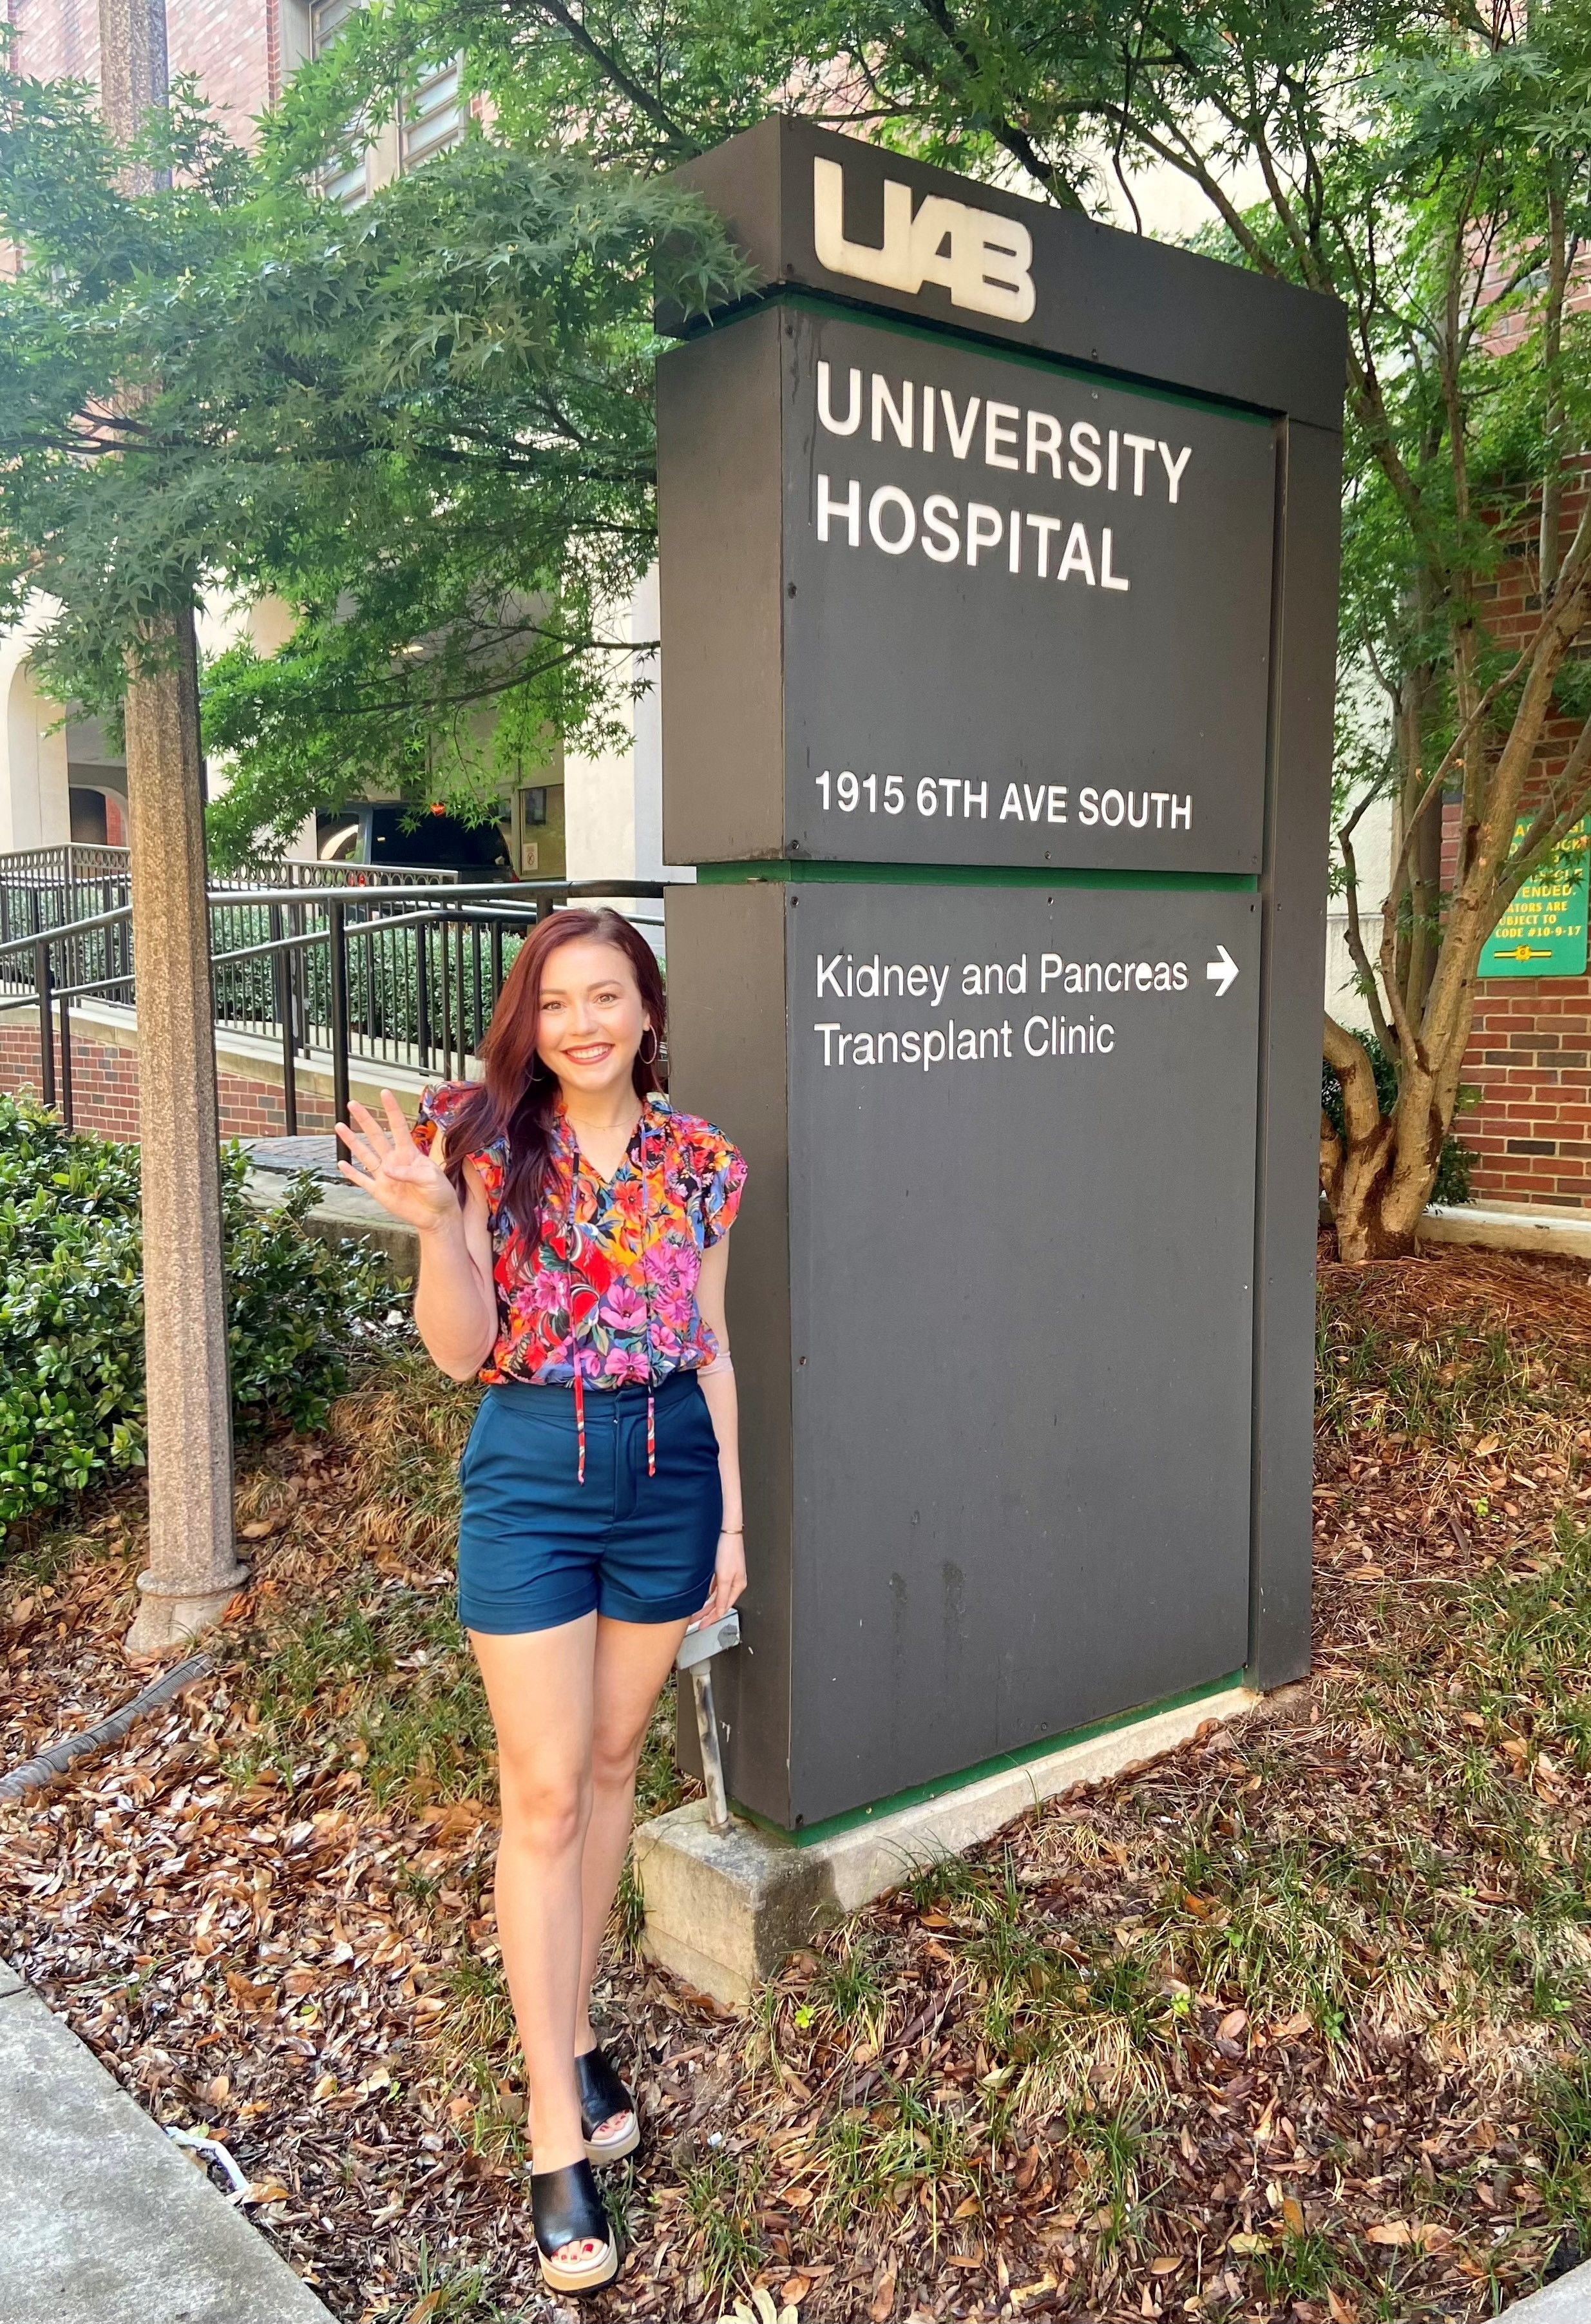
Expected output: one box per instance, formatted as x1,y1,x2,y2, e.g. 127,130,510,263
97,0,167,184
123,615,246,1651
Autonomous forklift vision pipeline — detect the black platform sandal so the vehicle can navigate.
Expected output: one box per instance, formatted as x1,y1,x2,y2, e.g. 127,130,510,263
530,2158,619,2297
575,2042,641,2166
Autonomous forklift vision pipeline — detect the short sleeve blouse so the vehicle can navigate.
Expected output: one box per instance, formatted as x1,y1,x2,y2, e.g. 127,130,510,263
411,1086,746,1390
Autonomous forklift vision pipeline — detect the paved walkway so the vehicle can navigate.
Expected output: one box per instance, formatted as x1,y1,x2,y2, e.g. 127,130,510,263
0,1956,334,2324
1506,2268,1591,2320
240,1137,418,1279
243,1135,343,1183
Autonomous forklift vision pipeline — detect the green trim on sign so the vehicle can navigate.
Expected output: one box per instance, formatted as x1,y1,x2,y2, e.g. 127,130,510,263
698,286,1279,426
696,859,1258,893
735,1668,1248,1849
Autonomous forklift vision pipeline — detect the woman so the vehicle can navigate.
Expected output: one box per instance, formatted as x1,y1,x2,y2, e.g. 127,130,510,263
334,907,747,2299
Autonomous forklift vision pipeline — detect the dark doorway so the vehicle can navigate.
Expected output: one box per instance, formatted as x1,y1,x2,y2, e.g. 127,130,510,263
319,805,514,877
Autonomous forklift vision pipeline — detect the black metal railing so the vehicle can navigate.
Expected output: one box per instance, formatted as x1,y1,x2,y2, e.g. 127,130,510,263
0,879,667,1134
0,845,463,999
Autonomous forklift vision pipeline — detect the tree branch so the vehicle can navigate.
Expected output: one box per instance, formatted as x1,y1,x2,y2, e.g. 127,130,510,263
520,0,696,155
1339,791,1394,1052
910,0,1080,205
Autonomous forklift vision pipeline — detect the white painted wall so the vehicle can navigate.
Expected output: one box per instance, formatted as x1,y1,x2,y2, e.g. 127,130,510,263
1324,795,1393,1037
565,566,692,887
0,629,70,850
196,591,318,860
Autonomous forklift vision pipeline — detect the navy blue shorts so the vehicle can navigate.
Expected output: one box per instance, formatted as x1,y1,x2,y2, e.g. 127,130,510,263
456,1369,722,1635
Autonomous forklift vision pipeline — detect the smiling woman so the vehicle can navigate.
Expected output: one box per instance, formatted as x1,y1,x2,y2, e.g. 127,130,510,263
331,906,747,2296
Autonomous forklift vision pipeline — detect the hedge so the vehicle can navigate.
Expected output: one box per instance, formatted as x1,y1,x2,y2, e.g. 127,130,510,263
0,1092,402,1531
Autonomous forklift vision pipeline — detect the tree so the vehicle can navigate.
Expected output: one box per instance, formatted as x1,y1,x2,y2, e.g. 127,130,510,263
281,0,1591,1260
0,74,747,862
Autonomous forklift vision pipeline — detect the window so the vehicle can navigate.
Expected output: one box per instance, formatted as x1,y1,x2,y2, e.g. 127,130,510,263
310,0,464,207
401,59,464,171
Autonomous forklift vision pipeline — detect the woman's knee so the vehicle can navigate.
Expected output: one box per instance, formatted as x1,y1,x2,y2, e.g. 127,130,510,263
589,1718,646,1795
499,1763,591,1856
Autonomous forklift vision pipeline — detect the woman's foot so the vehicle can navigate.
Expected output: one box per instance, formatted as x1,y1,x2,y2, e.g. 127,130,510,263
530,2159,619,2295
575,2042,641,2166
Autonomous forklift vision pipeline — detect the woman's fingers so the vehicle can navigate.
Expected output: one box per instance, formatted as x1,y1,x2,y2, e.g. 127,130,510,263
345,1097,388,1144
380,1089,417,1153
345,1100,399,1173
334,1119,383,1175
336,1157,376,1191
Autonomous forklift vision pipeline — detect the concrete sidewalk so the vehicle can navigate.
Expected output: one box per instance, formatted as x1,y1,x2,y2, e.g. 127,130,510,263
0,1955,334,2324
1502,2263,1591,2319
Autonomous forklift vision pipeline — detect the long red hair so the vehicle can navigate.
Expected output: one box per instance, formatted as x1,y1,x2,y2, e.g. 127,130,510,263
439,908,666,1236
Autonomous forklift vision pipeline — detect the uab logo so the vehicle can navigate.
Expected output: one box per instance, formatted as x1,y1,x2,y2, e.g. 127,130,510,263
812,154,1036,325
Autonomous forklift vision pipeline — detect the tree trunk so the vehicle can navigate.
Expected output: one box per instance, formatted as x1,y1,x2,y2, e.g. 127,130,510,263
1322,1011,1449,1263
123,614,247,1650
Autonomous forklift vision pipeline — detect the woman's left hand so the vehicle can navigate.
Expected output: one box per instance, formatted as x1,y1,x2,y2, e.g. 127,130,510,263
696,1532,747,1626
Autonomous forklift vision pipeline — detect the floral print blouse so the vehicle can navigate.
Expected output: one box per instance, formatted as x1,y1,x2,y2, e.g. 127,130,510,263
412,1085,747,1391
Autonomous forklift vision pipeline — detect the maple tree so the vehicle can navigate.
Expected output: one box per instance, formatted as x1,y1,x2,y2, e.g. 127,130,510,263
0,73,745,861
286,0,1591,1259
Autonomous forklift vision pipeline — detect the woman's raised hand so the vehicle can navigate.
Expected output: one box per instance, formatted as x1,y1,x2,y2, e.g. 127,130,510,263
335,1092,459,1232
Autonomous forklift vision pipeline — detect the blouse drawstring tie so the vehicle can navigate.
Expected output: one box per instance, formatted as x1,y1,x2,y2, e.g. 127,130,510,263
566,1100,658,1485
564,1148,587,1484
640,1108,656,1478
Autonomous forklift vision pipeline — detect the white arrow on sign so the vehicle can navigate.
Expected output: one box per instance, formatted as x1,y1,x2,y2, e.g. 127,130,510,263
1206,944,1239,998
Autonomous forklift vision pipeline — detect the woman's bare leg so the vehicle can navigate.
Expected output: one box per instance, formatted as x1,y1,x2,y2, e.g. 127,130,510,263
470,1615,602,2260
575,1614,692,2087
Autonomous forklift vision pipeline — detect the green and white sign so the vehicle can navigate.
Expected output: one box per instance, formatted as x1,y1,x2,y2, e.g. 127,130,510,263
1480,821,1590,978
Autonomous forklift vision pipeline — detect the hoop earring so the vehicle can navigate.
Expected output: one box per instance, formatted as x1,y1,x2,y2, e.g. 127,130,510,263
638,1028,660,1066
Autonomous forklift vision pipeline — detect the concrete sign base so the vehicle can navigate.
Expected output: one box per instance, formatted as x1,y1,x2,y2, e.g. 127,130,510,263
638,1679,1256,2008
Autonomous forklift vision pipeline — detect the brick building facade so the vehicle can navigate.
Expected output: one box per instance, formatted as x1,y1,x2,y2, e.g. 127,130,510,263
1440,465,1591,1210
6,0,466,171
0,1001,447,1138
8,0,294,135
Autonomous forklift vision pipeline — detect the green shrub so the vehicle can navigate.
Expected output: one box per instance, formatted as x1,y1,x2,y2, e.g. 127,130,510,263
1321,1032,1476,1207
0,1092,403,1532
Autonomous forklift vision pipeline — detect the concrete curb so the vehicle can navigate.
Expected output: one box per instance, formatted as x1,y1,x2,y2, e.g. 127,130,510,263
1420,1202,1591,1262
242,1164,419,1282
1499,2260,1591,2318
0,1957,335,2324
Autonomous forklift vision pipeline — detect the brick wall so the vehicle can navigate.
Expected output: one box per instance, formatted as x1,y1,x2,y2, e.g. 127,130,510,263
1460,989,1591,1208
12,0,273,141
1441,465,1591,1207
0,1012,334,1140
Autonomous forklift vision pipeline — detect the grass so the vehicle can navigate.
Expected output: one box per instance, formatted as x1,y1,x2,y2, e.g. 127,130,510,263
679,2146,768,2296
811,2071,984,2241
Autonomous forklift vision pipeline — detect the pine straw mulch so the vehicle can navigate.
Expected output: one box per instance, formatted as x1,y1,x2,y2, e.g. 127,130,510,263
4,1248,1591,2324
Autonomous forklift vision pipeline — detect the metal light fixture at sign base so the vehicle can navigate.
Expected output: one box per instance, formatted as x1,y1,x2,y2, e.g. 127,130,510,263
675,1609,740,1832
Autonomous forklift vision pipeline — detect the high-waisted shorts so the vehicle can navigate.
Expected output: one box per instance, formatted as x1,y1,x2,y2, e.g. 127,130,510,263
456,1368,721,1634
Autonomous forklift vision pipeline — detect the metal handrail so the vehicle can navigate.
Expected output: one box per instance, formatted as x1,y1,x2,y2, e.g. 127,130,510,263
0,903,131,963
0,881,667,965
0,843,466,887
1,877,672,1133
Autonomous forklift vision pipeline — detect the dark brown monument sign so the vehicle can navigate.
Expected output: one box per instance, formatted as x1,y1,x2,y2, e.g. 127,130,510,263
659,119,1344,1834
